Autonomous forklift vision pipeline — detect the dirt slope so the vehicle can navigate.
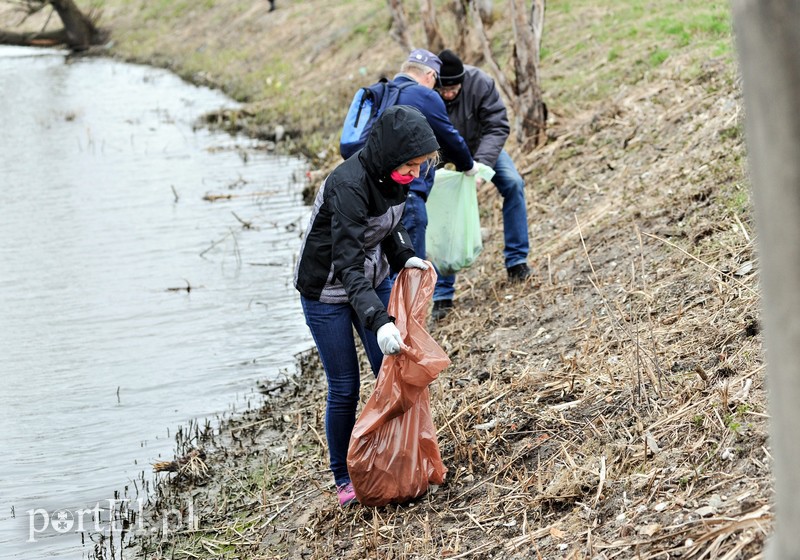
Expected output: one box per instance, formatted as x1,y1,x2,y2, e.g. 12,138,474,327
137,47,766,560
3,0,768,558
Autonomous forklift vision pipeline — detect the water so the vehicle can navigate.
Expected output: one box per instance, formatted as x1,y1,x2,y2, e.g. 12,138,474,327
0,46,314,558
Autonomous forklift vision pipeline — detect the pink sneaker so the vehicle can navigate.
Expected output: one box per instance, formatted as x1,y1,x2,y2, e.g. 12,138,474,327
336,482,357,506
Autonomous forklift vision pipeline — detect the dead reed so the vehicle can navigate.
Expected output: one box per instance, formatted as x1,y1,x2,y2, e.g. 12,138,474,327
132,49,769,560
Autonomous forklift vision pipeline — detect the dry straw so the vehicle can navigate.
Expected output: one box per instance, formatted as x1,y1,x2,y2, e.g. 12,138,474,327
133,50,768,560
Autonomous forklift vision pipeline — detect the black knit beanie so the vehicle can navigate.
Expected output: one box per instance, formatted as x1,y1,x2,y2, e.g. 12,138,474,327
438,49,465,86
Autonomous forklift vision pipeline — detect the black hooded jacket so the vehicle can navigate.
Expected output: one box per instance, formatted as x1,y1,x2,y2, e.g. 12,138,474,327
294,105,439,332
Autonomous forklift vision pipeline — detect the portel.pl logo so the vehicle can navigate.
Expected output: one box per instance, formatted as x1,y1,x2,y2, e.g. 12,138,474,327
26,499,194,542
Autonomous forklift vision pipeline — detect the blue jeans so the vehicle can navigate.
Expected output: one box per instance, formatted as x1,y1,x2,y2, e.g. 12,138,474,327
300,277,392,486
401,191,428,259
434,150,530,301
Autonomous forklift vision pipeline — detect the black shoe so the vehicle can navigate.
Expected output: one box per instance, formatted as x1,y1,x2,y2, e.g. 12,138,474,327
431,299,454,321
507,263,531,282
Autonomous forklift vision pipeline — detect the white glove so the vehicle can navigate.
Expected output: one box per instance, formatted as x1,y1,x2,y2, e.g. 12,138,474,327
377,322,403,355
404,256,429,270
464,161,479,176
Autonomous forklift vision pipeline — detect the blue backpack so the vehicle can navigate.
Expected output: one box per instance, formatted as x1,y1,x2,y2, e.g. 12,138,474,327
339,80,414,160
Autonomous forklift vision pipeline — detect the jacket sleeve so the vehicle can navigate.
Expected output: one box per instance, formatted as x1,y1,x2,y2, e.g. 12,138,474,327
415,91,474,172
329,182,392,332
382,223,416,272
472,77,510,167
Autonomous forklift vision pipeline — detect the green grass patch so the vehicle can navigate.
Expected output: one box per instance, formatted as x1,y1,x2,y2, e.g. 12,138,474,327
724,183,751,216
648,48,669,67
542,0,733,107
139,0,196,21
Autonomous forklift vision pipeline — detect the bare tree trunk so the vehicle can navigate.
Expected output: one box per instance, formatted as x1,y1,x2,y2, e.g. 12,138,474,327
0,0,105,51
470,1,514,101
452,0,471,56
529,0,544,67
386,0,413,53
470,0,546,147
419,0,445,53
454,0,487,62
50,0,103,50
475,0,493,25
731,3,800,559
509,0,546,146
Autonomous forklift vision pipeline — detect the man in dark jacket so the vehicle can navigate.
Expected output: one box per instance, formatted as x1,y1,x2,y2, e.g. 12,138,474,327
432,49,532,319
391,49,478,280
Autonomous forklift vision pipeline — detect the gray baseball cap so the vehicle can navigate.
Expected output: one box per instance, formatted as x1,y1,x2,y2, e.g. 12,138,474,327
407,48,441,75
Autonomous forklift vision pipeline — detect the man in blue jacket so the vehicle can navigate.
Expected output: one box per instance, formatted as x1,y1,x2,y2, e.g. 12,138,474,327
432,49,532,320
392,49,479,290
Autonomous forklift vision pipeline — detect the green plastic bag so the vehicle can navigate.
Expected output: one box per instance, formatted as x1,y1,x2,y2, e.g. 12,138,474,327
425,163,495,275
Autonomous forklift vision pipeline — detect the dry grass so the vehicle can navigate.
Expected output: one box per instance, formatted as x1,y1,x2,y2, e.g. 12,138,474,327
1,0,765,557
132,33,768,560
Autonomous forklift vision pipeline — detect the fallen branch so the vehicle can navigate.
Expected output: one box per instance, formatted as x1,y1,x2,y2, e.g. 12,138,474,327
202,190,278,202
166,279,194,292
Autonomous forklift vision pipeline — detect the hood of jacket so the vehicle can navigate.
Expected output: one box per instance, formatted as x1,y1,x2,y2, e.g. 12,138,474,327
358,105,440,181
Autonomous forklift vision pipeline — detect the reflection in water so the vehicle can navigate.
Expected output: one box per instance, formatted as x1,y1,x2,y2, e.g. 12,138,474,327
0,47,313,558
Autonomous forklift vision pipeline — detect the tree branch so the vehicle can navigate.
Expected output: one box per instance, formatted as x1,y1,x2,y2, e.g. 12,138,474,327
386,0,413,52
469,0,515,105
0,28,67,46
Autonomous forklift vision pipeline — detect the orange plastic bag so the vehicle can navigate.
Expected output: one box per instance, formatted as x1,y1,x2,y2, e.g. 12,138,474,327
346,266,451,506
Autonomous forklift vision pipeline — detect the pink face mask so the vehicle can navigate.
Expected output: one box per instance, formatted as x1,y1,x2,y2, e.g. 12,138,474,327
390,170,415,185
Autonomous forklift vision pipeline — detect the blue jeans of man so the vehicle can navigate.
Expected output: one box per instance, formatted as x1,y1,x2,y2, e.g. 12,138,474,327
434,150,530,301
300,276,392,487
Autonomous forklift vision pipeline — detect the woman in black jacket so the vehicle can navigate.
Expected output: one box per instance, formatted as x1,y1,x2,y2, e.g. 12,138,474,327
294,105,440,506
